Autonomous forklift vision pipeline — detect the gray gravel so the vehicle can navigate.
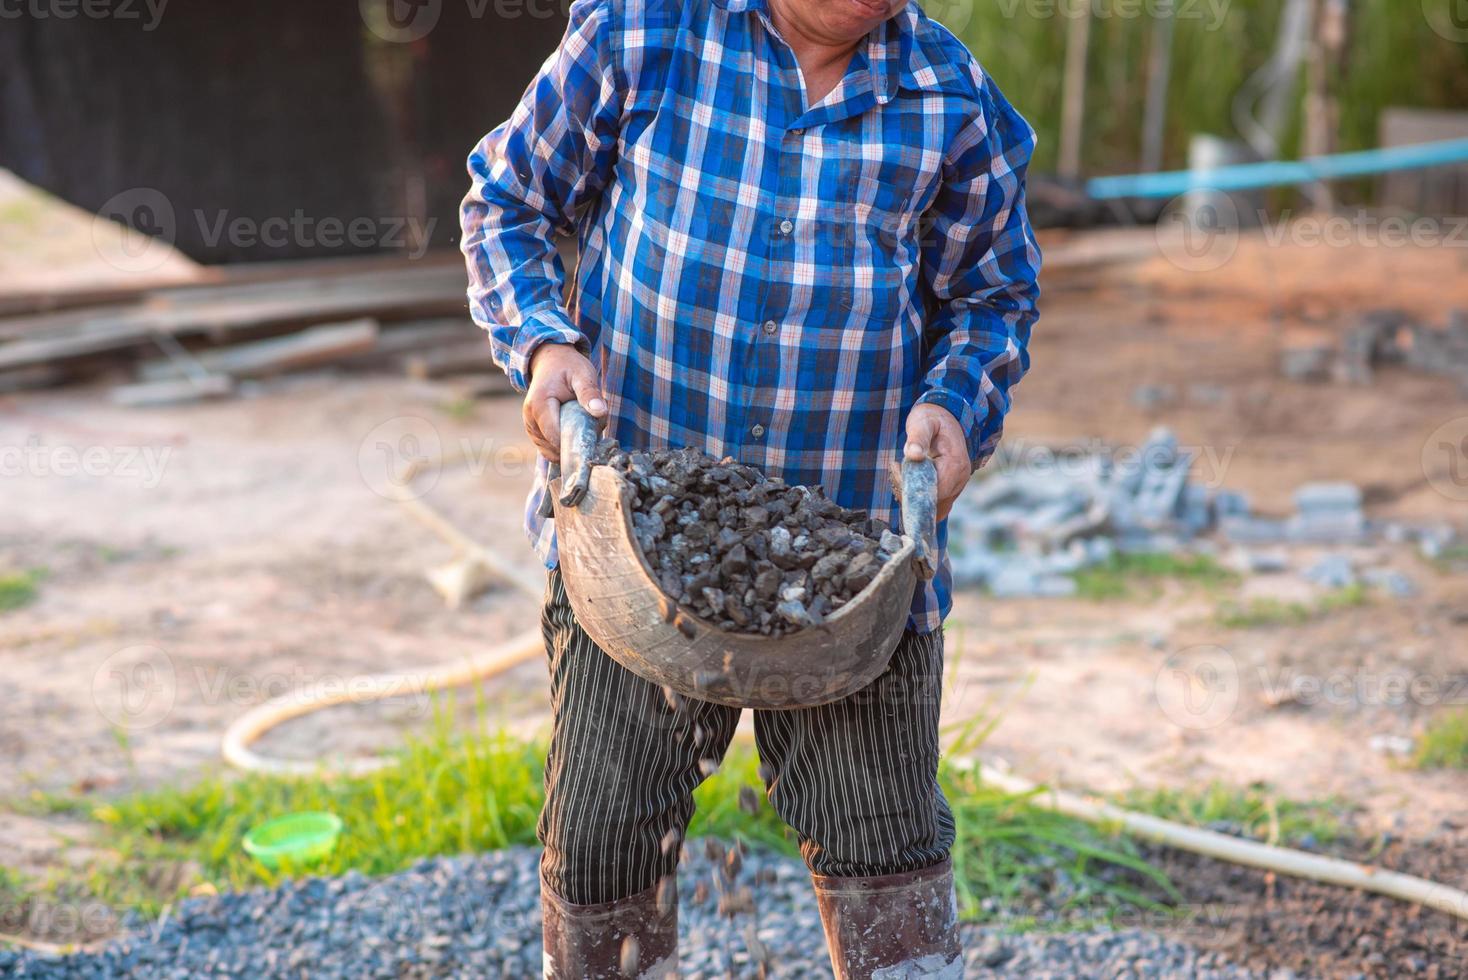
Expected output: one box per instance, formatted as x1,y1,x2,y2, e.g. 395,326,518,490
1,845,1273,979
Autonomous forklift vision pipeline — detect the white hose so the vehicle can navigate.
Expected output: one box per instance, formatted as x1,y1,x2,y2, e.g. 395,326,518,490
968,763,1468,923
216,462,1468,924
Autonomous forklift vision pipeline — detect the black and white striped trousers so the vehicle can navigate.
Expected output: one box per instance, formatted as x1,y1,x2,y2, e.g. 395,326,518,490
538,569,956,905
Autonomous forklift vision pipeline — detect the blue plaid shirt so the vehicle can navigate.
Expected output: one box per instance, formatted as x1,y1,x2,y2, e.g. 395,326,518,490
461,0,1040,632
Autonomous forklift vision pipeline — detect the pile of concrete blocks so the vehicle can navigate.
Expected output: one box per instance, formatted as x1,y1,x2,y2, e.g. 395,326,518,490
948,428,1243,594
1280,308,1468,394
946,428,1458,597
1216,482,1368,545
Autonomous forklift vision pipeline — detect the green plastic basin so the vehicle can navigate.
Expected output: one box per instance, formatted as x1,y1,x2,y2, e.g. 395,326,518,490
242,811,343,868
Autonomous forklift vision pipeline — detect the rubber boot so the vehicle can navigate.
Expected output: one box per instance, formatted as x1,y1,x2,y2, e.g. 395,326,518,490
811,858,964,979
540,873,678,979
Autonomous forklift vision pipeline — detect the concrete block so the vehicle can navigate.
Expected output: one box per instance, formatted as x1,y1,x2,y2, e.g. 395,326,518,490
1219,514,1289,543
1280,344,1333,382
1212,489,1251,519
1363,568,1417,598
1302,554,1356,589
1294,482,1364,514
1230,547,1290,574
1131,384,1176,410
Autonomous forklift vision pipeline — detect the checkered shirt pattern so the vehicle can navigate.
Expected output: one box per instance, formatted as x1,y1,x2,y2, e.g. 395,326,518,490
461,0,1041,631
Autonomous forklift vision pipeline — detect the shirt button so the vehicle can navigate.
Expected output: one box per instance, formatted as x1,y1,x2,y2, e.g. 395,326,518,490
750,424,766,438
778,218,794,235
762,320,777,335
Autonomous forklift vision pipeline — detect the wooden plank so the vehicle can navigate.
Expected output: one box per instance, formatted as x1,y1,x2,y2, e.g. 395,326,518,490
401,339,498,380
137,319,379,381
0,265,463,372
111,374,235,407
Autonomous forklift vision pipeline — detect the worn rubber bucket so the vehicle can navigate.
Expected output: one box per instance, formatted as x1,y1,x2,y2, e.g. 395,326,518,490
549,404,936,710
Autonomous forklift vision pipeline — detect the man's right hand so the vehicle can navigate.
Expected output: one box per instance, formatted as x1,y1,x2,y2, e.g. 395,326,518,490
524,343,607,462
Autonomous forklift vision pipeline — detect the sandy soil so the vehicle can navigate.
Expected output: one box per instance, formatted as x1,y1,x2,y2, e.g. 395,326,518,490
2,226,1467,899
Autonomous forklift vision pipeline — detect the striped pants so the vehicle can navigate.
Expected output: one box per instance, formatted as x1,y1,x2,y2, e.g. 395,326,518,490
539,569,956,905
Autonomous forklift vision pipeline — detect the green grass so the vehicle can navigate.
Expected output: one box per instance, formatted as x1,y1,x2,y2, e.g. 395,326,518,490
1120,781,1349,850
1072,552,1237,601
1429,544,1468,574
0,569,43,612
1413,711,1468,770
1215,583,1369,628
439,396,478,421
4,710,1173,931
955,0,1468,182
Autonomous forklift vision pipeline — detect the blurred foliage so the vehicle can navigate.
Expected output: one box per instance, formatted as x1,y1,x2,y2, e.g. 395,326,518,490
1414,709,1468,769
951,0,1468,178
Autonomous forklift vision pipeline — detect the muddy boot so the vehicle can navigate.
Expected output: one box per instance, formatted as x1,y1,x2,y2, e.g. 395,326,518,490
811,858,963,979
540,874,678,979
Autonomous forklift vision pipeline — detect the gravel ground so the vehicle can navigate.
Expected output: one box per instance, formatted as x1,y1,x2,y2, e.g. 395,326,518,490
1,845,1272,979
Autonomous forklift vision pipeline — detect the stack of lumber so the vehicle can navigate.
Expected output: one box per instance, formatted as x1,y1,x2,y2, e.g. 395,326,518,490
0,255,510,404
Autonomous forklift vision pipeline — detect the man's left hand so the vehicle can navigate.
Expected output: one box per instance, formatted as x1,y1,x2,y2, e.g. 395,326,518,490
904,403,970,520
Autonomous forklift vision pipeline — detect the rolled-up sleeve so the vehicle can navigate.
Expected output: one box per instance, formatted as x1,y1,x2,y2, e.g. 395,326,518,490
916,73,1042,468
459,0,623,392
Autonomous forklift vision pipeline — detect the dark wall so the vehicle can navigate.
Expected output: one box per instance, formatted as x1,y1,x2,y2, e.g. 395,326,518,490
0,0,568,263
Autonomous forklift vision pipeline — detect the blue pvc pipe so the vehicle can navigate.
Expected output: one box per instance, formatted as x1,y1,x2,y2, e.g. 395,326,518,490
1086,138,1468,200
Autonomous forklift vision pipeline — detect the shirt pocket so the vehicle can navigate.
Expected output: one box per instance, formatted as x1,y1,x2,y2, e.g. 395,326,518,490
805,134,938,333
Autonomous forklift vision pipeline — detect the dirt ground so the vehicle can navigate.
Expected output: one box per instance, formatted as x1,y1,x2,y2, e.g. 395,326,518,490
3,226,1468,954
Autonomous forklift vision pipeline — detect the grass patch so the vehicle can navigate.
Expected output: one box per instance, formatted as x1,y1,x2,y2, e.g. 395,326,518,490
1072,552,1237,601
955,0,1468,183
1413,711,1468,770
1215,583,1369,628
1429,544,1468,574
0,569,43,612
438,396,478,421
1120,782,1349,850
6,710,1173,930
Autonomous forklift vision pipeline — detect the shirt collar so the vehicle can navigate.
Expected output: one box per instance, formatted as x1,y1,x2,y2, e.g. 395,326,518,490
711,0,922,105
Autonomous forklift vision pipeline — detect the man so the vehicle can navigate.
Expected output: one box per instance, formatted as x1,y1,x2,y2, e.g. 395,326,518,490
461,0,1039,974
